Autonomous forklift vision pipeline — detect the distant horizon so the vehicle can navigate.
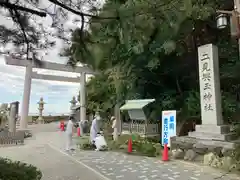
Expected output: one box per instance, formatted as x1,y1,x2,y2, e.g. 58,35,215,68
28,112,70,116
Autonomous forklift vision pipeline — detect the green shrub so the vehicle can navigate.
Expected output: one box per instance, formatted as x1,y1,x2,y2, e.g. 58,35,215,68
139,142,156,157
154,143,163,156
77,134,162,157
131,140,157,157
0,158,42,180
76,136,93,150
106,134,162,157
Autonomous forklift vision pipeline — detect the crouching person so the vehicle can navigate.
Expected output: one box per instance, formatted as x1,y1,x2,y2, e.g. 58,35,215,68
95,131,107,151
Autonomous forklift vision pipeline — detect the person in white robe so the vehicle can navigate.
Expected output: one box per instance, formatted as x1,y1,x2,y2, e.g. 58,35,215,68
94,131,107,151
90,115,100,144
65,117,74,151
111,116,118,141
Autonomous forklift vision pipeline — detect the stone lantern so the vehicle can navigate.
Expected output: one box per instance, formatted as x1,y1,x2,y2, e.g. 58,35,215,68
37,97,45,124
70,96,77,115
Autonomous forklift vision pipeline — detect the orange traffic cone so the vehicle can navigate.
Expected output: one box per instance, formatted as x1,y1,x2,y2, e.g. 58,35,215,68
128,138,132,153
162,144,169,161
77,127,81,136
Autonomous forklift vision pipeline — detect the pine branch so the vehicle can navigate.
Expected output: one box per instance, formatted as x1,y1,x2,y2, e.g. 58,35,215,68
48,0,119,20
0,1,46,17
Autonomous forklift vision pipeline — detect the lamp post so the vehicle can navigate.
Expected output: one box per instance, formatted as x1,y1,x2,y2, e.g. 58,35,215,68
216,14,228,29
216,9,240,57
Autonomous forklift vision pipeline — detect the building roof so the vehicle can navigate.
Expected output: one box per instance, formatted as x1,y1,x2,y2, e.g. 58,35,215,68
120,99,155,110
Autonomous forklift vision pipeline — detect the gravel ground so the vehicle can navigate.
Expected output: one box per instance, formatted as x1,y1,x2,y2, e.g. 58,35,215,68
0,123,239,180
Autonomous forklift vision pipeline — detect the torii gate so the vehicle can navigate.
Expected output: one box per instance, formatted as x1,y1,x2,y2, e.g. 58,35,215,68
5,56,96,129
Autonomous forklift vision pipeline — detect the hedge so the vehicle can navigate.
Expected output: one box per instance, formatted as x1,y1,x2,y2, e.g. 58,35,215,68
0,158,42,180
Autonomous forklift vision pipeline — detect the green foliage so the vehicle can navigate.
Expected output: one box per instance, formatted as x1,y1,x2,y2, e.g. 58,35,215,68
66,0,239,125
108,134,161,157
77,133,162,157
0,104,9,128
0,158,42,180
76,136,93,150
131,140,156,157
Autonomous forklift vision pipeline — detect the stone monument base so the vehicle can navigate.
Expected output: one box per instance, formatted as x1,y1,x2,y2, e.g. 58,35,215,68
171,136,238,153
170,124,239,164
188,124,237,141
37,117,44,124
170,135,240,173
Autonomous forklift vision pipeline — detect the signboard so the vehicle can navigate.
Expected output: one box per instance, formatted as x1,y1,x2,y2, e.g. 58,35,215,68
161,110,176,147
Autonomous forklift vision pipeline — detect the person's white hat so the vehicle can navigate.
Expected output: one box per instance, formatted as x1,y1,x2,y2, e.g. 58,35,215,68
111,116,116,121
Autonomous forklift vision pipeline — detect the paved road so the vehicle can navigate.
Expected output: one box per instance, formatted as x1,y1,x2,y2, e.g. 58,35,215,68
0,122,239,180
0,144,103,180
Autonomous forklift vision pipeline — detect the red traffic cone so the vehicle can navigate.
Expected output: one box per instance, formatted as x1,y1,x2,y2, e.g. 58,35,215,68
128,138,132,153
162,144,169,161
77,127,81,136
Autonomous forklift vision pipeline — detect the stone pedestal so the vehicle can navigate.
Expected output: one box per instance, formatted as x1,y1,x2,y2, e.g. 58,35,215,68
188,44,236,141
188,124,236,141
9,101,19,133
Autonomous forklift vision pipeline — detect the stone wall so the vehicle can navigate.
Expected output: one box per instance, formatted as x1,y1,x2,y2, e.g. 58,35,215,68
170,136,239,171
28,115,69,124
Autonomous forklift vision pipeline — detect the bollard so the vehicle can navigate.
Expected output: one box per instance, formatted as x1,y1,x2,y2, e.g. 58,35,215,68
61,121,65,131
162,144,169,161
77,127,81,136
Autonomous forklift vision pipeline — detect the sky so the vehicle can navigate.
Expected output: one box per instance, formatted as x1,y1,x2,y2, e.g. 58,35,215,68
0,1,93,115
0,41,81,115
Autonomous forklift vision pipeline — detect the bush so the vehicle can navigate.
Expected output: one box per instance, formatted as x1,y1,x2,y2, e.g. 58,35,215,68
77,134,163,157
76,136,93,150
131,140,157,157
0,158,42,180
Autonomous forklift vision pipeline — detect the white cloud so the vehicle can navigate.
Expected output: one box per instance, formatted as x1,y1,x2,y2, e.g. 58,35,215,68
0,55,80,114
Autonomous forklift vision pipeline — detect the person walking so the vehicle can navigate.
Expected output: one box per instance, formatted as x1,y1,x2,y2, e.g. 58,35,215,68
90,115,98,145
65,116,74,151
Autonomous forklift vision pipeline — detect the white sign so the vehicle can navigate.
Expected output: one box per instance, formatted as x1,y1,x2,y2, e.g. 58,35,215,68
161,110,176,147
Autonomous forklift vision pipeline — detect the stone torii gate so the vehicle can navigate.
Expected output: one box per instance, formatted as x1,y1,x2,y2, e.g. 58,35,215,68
5,56,95,129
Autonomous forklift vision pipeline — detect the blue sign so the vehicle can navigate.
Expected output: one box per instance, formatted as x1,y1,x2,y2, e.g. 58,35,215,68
161,110,176,147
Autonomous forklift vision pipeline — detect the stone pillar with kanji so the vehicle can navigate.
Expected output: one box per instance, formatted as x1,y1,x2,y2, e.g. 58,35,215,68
188,44,234,141
37,97,45,124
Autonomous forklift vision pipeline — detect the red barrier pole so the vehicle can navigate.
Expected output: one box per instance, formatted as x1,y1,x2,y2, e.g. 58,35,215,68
77,127,81,136
128,137,132,153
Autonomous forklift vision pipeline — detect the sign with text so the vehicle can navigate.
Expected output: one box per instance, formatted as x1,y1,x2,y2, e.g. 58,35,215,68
161,110,176,148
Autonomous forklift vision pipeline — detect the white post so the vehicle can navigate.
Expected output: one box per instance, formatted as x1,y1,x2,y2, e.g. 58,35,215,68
80,72,86,122
114,104,121,135
20,63,32,129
